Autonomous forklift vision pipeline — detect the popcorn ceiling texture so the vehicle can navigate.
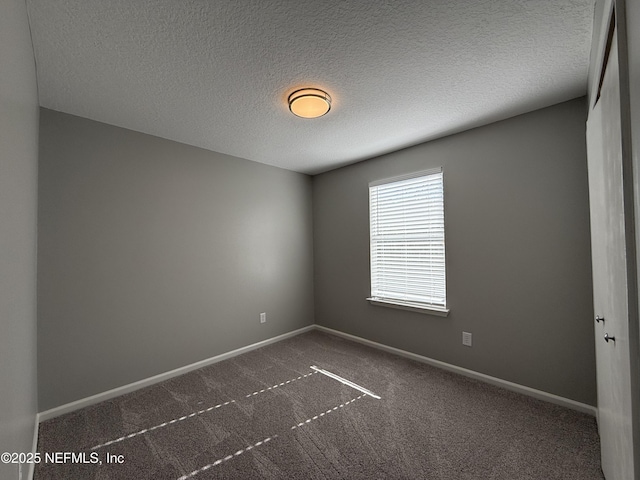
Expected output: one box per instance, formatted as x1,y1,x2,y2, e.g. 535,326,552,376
26,0,594,174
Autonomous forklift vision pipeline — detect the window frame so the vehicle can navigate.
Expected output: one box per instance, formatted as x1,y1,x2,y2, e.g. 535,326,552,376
366,168,449,317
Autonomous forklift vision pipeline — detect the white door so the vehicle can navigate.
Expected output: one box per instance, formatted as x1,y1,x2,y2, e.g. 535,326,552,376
586,31,636,480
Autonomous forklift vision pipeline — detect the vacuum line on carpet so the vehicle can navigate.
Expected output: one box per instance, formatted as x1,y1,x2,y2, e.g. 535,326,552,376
90,370,319,451
310,365,381,399
290,394,365,430
177,434,280,480
90,400,236,450
244,371,318,397
176,394,366,480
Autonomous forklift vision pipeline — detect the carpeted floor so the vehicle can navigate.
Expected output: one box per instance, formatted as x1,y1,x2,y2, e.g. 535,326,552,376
35,330,604,479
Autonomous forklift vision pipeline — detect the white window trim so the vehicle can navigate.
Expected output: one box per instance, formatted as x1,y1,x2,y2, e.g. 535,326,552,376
366,297,450,316
368,167,442,187
367,167,448,316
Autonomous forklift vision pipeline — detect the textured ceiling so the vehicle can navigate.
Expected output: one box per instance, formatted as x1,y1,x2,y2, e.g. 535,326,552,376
26,0,594,174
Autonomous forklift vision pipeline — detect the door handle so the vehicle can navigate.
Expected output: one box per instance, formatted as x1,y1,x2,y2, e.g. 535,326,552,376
595,315,605,324
604,333,615,343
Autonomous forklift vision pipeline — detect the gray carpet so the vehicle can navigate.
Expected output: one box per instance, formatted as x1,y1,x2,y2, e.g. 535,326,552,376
35,330,604,479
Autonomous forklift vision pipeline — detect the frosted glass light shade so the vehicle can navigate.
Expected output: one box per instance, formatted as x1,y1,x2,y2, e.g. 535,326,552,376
288,88,331,118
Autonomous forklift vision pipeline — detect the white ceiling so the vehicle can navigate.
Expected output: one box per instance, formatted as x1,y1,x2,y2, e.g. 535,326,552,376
26,0,595,175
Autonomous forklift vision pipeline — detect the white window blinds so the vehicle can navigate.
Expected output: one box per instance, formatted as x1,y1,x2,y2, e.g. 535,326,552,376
369,169,446,310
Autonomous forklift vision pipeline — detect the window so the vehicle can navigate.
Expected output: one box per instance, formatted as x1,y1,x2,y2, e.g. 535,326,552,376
368,168,448,315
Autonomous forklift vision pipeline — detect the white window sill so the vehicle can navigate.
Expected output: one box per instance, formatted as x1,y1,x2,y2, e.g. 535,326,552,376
366,298,450,317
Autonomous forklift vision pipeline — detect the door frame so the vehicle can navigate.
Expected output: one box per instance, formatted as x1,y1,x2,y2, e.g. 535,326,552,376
589,1,640,478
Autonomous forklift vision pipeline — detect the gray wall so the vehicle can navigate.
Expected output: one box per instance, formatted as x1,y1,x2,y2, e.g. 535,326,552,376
313,97,597,405
38,109,314,411
0,0,39,477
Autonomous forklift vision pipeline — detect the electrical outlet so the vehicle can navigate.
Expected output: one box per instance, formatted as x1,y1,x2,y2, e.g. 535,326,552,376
260,312,266,324
462,332,472,347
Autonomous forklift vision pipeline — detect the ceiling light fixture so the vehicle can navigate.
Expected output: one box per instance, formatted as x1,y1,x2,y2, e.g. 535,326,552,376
288,88,331,118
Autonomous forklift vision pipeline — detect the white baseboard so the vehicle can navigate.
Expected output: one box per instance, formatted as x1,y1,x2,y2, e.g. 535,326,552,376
37,323,597,424
314,325,598,417
38,325,315,422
